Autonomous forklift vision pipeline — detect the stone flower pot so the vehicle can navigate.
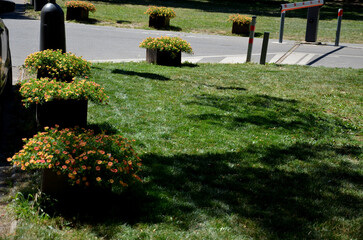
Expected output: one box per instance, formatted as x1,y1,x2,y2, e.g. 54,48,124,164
36,99,88,128
232,22,250,35
149,15,170,29
146,49,181,66
66,7,89,21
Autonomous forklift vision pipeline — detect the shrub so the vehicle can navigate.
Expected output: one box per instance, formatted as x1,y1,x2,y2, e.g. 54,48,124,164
18,78,109,108
8,126,142,189
139,36,193,54
145,6,176,18
228,14,252,25
24,49,91,81
65,1,96,12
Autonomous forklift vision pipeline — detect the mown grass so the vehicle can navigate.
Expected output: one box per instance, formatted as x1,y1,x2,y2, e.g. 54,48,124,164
3,62,362,240
26,0,363,43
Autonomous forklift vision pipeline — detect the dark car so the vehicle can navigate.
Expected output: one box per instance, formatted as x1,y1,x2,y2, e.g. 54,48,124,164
0,0,15,97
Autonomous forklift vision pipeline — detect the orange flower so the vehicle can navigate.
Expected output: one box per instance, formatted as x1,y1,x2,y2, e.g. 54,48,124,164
96,177,101,182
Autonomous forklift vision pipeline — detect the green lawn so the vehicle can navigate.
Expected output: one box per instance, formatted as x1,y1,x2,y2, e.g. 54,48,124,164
26,0,363,43
5,62,362,240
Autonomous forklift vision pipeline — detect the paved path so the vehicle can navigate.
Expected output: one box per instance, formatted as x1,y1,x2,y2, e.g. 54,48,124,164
1,0,362,84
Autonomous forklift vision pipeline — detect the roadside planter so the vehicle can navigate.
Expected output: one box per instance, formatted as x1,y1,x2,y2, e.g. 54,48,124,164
8,126,142,200
65,1,96,21
229,14,252,35
18,78,108,128
21,49,108,128
145,6,176,29
139,36,193,66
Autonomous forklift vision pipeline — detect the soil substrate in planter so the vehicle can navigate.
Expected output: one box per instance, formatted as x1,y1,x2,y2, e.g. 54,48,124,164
146,48,181,66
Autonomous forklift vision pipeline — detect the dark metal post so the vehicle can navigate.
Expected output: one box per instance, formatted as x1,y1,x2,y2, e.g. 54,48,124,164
260,32,270,65
40,0,66,53
335,8,343,46
305,6,321,42
279,11,285,43
246,16,257,63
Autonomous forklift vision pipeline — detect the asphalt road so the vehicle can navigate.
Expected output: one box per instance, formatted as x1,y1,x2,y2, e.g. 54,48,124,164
1,1,363,84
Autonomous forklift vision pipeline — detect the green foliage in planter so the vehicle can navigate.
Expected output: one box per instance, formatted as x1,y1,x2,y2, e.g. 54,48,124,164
24,49,91,81
228,14,252,25
8,126,142,189
65,1,96,12
139,36,193,54
18,78,108,108
145,6,176,18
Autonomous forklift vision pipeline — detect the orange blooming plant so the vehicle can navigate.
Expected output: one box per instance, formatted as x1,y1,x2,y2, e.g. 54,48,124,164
8,126,142,189
139,36,193,54
24,49,91,82
228,14,252,25
65,1,96,12
18,78,108,108
145,6,176,18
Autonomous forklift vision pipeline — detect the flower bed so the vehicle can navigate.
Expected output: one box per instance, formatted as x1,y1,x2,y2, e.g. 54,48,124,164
24,49,91,81
145,6,176,18
140,36,193,66
65,1,96,12
140,36,193,54
8,126,142,191
18,78,108,108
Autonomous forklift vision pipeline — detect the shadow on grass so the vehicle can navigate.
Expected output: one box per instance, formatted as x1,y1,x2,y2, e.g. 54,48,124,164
136,143,362,239
112,69,171,81
186,93,350,135
48,92,362,239
116,20,132,24
69,142,361,239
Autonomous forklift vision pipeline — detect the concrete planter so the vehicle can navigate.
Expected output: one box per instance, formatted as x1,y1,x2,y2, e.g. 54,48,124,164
36,99,88,128
232,22,250,35
149,15,170,29
146,49,181,66
66,7,89,21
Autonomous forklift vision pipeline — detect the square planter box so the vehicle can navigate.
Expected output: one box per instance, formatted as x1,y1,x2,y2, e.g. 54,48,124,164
41,169,116,215
232,22,250,35
66,7,89,21
36,99,88,128
149,16,170,29
146,49,181,66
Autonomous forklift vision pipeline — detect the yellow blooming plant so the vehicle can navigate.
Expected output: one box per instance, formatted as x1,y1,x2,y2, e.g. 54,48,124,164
8,126,142,189
24,49,91,82
145,6,176,18
228,14,252,25
139,36,193,54
65,1,96,12
18,78,108,108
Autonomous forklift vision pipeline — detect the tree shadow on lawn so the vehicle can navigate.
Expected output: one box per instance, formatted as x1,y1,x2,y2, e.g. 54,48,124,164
79,93,361,239
137,144,362,239
186,93,350,135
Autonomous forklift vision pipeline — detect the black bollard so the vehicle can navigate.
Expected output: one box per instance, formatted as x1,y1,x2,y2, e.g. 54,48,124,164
40,0,66,53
